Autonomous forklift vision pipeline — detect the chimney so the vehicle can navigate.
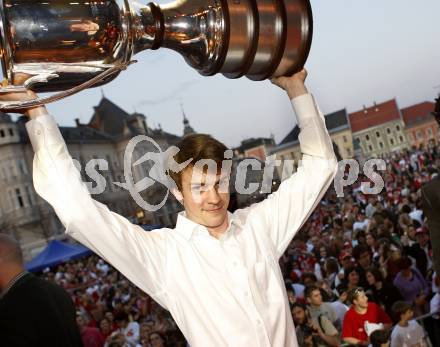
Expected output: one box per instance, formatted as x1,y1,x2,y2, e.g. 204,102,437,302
363,105,368,114
374,102,379,112
74,118,81,127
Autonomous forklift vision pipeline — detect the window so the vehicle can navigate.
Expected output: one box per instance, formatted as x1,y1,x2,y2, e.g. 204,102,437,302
343,135,348,143
15,188,24,208
8,128,13,136
379,142,384,149
8,190,14,211
427,128,433,138
390,138,394,145
376,131,380,138
368,145,373,152
417,130,423,140
0,129,4,137
18,159,27,175
387,128,391,134
399,135,404,143
25,185,35,205
396,125,401,131
346,148,351,155
365,134,370,141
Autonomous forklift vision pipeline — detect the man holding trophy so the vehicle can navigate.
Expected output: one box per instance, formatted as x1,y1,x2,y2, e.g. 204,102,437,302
0,0,339,346
0,69,337,347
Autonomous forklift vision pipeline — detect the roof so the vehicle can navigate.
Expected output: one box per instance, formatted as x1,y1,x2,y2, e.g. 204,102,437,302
88,97,132,136
401,101,436,127
87,97,180,143
0,111,13,124
235,137,275,153
349,99,401,133
60,126,113,143
325,109,350,131
279,126,301,146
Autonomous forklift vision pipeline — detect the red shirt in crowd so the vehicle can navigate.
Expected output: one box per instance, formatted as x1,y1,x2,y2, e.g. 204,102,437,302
342,302,391,342
81,327,105,347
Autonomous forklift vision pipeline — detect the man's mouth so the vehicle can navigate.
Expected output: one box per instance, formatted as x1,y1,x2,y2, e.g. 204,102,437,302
205,206,223,213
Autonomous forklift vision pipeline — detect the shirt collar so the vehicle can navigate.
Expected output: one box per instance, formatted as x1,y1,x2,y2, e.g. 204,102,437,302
0,270,28,300
174,211,242,241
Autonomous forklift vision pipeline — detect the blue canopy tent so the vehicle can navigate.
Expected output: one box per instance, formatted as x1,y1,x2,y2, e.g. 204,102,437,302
26,240,92,272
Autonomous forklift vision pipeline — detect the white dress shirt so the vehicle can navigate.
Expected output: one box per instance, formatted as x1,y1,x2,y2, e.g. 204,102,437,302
26,93,337,347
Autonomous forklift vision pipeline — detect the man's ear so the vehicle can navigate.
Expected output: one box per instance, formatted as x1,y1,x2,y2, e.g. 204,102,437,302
171,188,184,204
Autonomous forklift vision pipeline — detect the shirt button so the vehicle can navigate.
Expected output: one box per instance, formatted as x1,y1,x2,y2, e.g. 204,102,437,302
36,130,42,136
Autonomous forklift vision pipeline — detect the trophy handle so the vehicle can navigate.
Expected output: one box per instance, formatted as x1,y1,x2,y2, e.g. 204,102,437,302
0,61,136,112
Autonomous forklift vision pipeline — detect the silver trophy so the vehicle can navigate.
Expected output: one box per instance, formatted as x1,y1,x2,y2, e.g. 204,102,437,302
0,0,313,111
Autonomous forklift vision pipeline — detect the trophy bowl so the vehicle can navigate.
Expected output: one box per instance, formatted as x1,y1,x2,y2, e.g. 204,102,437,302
0,0,312,109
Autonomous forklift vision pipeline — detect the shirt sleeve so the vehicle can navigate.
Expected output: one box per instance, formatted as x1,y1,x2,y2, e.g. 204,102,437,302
25,114,168,307
249,94,338,258
319,316,338,336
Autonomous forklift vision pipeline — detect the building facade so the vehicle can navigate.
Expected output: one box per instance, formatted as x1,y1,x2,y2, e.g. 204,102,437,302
270,108,353,178
348,100,409,158
0,98,187,258
401,101,438,149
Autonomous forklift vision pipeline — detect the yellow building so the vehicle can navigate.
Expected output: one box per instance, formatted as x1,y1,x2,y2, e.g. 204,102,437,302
271,109,353,178
349,99,409,158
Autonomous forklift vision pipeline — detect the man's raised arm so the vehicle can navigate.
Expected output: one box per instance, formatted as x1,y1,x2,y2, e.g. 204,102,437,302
251,70,338,258
21,104,168,306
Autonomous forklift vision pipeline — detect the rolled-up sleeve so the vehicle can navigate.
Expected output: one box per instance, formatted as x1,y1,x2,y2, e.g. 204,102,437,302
26,114,168,307
250,94,338,258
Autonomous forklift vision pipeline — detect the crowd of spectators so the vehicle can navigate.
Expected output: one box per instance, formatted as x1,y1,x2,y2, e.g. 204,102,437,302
38,141,440,346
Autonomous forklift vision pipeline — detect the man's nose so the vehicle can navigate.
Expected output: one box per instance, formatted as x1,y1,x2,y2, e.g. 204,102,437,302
206,186,221,204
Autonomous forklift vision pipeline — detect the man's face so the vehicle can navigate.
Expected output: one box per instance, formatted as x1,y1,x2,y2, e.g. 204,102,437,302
308,289,322,306
354,291,368,309
417,232,429,247
403,308,414,321
359,251,371,268
180,166,230,231
292,307,306,325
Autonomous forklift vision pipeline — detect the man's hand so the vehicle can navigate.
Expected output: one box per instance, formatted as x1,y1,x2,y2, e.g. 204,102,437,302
0,74,46,119
271,69,308,99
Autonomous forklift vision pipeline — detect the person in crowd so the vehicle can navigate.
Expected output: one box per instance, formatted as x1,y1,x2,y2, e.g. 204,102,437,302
390,301,426,347
0,234,83,347
344,266,361,290
147,331,168,347
305,285,340,329
342,287,392,346
421,96,440,276
366,267,403,316
370,329,391,347
401,227,431,277
77,313,105,347
353,245,372,288
393,256,430,316
330,284,349,325
99,318,115,340
114,312,140,347
291,302,339,347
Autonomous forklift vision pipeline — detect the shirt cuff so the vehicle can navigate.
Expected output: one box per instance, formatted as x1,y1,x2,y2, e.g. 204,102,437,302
25,113,65,153
290,93,321,129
